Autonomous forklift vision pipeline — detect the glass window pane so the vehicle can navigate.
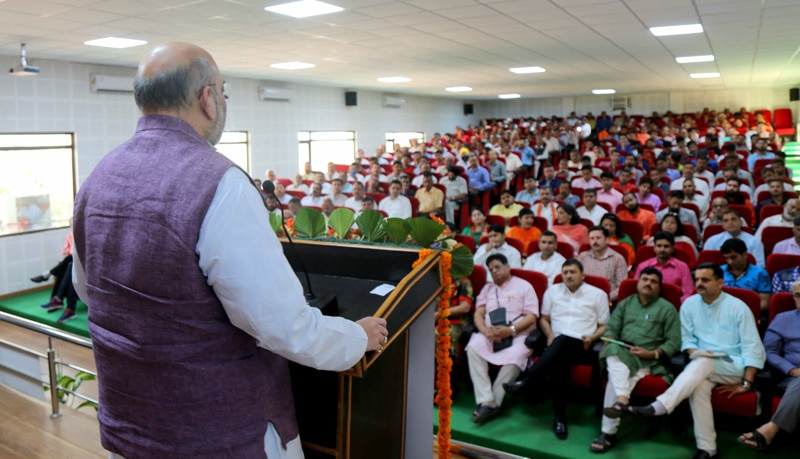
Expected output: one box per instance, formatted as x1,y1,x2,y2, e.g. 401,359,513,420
310,131,354,141
297,131,310,141
0,133,72,148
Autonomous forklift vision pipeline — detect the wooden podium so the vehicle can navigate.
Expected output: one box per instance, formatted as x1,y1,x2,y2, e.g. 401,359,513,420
282,240,443,459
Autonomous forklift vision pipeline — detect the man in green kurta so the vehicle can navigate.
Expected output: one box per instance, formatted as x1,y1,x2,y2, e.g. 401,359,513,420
589,267,681,453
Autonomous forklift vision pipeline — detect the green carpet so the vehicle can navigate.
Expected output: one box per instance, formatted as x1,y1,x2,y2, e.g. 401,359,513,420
435,379,797,458
0,289,90,338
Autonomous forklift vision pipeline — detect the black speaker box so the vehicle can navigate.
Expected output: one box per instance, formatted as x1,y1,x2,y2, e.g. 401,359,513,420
790,87,799,102
345,91,357,106
463,103,474,115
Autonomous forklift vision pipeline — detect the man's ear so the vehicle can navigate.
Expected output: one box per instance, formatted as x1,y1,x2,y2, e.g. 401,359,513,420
198,85,216,121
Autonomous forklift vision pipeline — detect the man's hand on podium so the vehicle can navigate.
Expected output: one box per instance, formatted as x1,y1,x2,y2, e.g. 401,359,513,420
357,317,389,353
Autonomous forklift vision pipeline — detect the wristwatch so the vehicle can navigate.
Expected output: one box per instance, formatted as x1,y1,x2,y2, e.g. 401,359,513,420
509,324,517,337
741,380,752,390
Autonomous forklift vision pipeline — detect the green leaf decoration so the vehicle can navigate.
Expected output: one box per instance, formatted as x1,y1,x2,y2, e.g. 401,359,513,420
329,207,355,239
449,245,474,279
355,210,386,242
294,207,327,238
77,400,99,411
384,218,410,244
268,212,283,233
405,217,446,248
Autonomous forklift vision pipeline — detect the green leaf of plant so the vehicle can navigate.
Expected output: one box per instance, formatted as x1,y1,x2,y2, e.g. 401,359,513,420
449,245,474,279
405,217,445,248
75,371,96,382
329,207,355,239
355,210,386,242
76,401,99,411
383,218,410,244
294,207,327,238
268,212,283,233
58,375,74,387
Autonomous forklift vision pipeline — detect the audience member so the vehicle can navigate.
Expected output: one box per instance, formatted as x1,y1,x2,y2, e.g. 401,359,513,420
466,155,494,195
551,204,589,253
532,186,558,229
773,216,800,255
618,192,656,240
600,213,635,268
637,177,662,210
441,166,468,225
539,163,562,193
466,254,539,424
415,173,444,215
378,180,412,219
720,239,771,312
504,259,609,439
703,210,765,268
592,268,681,453
489,190,525,223
287,173,309,193
656,191,700,235
523,231,566,286
628,263,766,459
578,226,627,301
515,175,540,206
578,188,605,225
636,232,694,302
597,171,623,213
474,225,522,278
461,207,489,246
556,182,580,207
300,182,325,207
572,165,602,189
505,208,542,254
754,199,798,240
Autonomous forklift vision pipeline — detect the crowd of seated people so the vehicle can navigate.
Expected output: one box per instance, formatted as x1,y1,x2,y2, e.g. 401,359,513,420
258,107,798,456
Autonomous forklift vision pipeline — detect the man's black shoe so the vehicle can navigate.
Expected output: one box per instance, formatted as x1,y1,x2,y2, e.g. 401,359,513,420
691,450,719,459
502,378,528,394
553,416,568,440
630,405,656,417
30,274,49,283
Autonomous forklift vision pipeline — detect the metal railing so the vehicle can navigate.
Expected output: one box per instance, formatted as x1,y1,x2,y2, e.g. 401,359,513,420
0,310,96,417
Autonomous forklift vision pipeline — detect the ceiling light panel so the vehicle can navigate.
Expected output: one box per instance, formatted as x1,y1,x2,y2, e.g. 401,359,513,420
498,93,521,99
649,24,703,37
265,0,343,19
377,76,411,83
270,62,315,70
509,66,546,74
592,89,616,94
84,37,147,49
445,86,472,92
676,55,715,63
690,72,721,79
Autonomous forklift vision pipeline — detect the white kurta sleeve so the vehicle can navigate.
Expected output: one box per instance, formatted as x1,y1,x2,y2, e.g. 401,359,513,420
197,168,368,371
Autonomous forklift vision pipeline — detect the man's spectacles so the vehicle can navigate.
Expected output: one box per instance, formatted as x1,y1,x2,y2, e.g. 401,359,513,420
208,82,231,100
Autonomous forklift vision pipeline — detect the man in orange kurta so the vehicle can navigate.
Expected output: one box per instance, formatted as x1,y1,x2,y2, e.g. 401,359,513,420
617,192,656,241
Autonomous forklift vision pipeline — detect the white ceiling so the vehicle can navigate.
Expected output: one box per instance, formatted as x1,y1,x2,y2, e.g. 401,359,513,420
1,0,799,100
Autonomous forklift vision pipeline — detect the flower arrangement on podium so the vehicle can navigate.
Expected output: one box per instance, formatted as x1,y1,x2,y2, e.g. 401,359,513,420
270,207,472,458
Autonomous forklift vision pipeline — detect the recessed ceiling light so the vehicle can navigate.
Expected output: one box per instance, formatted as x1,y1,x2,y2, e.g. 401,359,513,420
649,24,703,37
509,66,546,74
592,89,616,95
265,0,343,18
498,94,521,99
84,37,147,49
676,55,715,64
377,76,411,83
445,86,473,92
690,72,721,79
270,62,315,70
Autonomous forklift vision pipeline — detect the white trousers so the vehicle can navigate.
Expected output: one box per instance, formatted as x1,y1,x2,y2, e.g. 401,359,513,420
655,357,741,452
108,422,304,459
601,355,650,434
467,346,521,406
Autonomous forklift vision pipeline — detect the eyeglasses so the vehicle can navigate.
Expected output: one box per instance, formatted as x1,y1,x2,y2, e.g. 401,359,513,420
207,82,231,100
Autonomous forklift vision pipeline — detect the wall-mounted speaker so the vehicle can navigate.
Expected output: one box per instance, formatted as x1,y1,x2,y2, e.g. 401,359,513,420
463,103,474,115
345,91,357,106
790,87,799,102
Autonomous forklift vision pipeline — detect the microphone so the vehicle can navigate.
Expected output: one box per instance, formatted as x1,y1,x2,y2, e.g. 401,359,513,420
262,180,337,314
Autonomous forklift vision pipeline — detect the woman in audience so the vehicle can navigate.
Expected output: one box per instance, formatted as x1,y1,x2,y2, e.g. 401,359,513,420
461,207,490,246
600,213,636,266
645,213,699,256
551,204,588,253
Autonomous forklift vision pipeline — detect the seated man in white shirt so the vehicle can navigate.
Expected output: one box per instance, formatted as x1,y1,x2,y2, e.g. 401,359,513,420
577,188,605,225
326,178,348,207
755,199,798,240
466,254,540,425
300,182,325,207
274,182,291,205
523,231,566,286
773,217,800,255
378,180,412,219
504,258,609,440
703,209,765,268
474,225,522,280
345,182,366,212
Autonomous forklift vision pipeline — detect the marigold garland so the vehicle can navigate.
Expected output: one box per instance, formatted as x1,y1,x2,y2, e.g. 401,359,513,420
413,248,453,459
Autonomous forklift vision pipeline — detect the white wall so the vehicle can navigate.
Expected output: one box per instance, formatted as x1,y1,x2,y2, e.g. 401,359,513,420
0,57,470,295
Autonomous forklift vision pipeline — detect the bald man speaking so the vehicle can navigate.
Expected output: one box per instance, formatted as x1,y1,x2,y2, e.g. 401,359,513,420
72,42,387,459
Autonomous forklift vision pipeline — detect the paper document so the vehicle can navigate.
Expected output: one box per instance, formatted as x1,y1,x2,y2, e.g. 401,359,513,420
370,284,396,297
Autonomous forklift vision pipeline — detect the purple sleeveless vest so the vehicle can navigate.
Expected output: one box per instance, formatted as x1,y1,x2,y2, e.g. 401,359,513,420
73,115,297,458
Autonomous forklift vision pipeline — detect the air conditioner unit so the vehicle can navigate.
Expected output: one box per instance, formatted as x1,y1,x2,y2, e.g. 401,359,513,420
611,96,630,111
382,95,405,108
259,86,294,102
90,74,134,93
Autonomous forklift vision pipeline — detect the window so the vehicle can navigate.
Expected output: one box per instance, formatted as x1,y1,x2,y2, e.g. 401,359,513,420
0,133,75,236
385,131,425,152
216,131,250,174
298,131,356,172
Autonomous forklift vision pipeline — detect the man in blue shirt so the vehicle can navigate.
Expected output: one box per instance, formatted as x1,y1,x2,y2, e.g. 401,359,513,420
520,140,535,170
538,163,561,194
515,175,540,206
466,155,494,194
703,210,765,268
720,239,771,314
772,266,800,293
628,263,766,459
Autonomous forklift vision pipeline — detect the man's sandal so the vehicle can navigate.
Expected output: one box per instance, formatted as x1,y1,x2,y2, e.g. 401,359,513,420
737,430,770,451
590,432,617,453
602,401,631,419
